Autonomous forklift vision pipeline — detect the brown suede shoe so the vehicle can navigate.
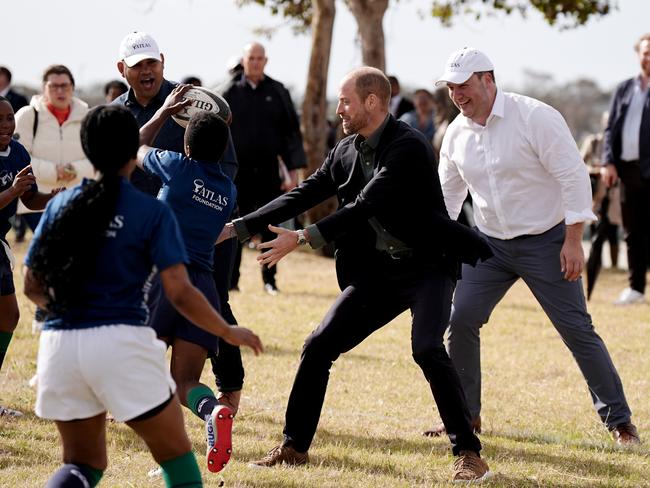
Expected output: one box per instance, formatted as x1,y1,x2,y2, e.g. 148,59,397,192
423,416,481,437
612,422,641,446
452,450,492,483
249,444,309,467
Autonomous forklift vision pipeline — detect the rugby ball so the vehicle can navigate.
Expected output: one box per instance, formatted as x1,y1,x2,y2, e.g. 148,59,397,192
171,86,231,128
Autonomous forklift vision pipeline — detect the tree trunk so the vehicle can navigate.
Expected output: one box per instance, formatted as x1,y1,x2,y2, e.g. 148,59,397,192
302,0,337,236
345,0,389,70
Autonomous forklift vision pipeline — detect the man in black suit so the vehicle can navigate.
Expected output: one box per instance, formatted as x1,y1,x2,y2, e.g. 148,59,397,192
0,67,28,113
388,75,414,119
220,67,493,483
221,41,306,295
601,33,650,305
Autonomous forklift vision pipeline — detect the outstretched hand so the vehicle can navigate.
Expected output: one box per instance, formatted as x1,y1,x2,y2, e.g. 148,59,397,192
257,225,299,268
222,326,264,356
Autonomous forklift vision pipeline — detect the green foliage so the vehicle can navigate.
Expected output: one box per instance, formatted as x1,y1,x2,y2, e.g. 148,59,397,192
237,0,615,33
431,0,615,28
236,0,313,31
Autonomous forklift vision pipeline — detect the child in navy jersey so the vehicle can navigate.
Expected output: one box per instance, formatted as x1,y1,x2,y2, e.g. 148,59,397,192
24,105,262,488
0,96,62,417
136,85,245,473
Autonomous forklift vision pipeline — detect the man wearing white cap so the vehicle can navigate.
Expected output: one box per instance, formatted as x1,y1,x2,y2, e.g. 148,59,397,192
113,31,249,469
428,47,639,445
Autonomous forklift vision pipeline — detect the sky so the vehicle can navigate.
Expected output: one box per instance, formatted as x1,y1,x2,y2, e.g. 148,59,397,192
2,0,648,97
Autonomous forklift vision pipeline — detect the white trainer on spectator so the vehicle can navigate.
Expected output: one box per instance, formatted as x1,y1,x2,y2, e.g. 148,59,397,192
614,288,645,305
0,405,24,417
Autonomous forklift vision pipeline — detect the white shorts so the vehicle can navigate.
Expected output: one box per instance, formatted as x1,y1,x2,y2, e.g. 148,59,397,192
36,324,176,422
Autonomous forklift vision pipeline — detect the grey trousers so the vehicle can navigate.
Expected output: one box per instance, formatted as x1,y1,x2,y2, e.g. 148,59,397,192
447,223,632,429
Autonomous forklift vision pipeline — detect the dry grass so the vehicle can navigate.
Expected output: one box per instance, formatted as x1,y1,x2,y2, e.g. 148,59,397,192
0,235,649,487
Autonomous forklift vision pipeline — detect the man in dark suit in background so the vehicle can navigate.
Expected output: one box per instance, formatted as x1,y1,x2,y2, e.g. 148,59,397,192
388,75,414,119
220,67,493,483
601,33,650,305
221,41,306,295
0,67,28,113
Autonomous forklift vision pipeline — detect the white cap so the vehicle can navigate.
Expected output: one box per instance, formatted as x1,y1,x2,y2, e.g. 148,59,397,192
119,31,161,68
435,47,494,86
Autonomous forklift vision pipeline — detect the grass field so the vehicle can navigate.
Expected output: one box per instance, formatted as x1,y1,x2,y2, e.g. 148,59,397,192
1,237,649,487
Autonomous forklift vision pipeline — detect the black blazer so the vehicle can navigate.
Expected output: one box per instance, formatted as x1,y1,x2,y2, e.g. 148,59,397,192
240,116,492,286
603,77,650,172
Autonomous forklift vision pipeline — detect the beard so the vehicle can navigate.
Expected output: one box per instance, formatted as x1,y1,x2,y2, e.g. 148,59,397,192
341,110,370,135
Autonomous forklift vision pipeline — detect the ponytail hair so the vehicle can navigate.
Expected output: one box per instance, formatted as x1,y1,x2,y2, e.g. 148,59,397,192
28,105,139,314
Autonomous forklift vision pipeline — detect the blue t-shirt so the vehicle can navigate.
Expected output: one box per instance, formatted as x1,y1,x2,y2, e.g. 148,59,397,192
0,140,34,241
25,178,188,330
143,150,236,271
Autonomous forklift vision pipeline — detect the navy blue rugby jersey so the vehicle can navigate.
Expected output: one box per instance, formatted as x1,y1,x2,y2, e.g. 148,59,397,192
25,178,188,330
0,140,35,241
143,150,236,271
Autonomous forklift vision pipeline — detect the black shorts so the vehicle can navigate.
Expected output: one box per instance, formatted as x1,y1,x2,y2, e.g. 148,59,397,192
147,265,222,353
0,244,15,296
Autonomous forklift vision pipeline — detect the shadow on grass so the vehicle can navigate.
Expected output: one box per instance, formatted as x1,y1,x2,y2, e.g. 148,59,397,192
237,415,647,484
489,428,649,456
493,443,641,481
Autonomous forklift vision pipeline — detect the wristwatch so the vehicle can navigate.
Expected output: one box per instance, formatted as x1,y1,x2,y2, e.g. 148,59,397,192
296,229,308,246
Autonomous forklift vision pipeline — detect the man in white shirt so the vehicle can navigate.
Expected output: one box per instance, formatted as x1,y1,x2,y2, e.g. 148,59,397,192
429,47,639,445
601,33,650,305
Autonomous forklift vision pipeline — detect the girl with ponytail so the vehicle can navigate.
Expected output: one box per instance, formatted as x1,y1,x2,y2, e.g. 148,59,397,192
23,105,262,488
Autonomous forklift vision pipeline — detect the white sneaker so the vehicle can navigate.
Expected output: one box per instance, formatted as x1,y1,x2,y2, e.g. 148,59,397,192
147,467,162,478
614,288,645,305
0,406,24,417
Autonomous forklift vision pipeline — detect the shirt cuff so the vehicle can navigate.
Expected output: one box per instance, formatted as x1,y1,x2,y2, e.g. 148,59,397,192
305,224,326,250
565,208,598,225
232,218,251,243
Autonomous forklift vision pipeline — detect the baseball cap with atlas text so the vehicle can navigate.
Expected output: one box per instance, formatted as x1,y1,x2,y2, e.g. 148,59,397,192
435,47,494,86
119,31,161,68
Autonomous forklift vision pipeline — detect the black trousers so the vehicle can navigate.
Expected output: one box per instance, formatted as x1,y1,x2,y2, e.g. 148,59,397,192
282,257,481,455
619,162,650,293
210,237,245,391
231,224,277,288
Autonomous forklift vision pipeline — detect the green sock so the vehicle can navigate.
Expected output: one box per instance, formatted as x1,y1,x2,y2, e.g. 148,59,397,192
186,385,218,420
0,332,13,371
160,451,202,488
79,464,103,487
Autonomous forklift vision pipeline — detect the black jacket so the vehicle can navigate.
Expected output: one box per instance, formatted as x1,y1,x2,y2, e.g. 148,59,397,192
222,74,306,205
239,116,492,287
5,89,28,113
602,77,650,175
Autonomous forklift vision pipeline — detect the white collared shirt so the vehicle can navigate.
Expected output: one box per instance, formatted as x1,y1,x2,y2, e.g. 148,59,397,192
439,90,596,240
621,77,648,161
